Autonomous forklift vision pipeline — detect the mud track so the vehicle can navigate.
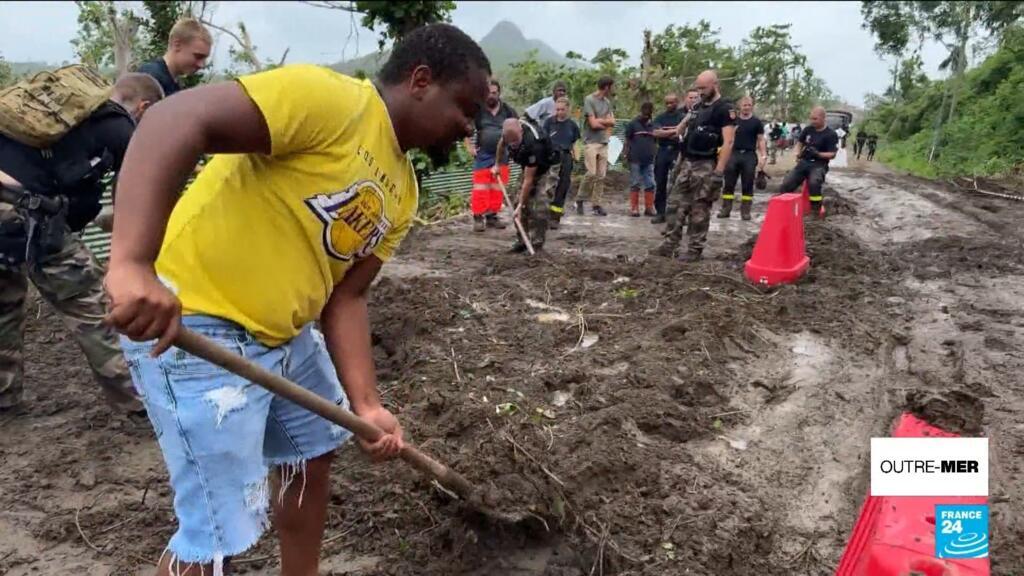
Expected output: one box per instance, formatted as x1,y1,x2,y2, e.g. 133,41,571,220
2,157,1022,575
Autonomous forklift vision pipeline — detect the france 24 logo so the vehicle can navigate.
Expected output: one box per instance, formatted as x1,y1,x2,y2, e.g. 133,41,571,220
935,505,989,559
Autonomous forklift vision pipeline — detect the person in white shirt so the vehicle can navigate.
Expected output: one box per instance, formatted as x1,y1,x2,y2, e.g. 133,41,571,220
524,80,568,126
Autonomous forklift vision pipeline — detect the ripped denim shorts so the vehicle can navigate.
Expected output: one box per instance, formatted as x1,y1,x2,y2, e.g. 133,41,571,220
120,315,352,567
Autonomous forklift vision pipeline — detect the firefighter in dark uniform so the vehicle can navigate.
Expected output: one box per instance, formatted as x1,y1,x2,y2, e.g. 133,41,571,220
500,118,561,253
652,70,736,262
718,95,765,221
778,106,838,215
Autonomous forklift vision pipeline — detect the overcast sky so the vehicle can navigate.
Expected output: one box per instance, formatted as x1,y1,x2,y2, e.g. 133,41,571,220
0,1,952,107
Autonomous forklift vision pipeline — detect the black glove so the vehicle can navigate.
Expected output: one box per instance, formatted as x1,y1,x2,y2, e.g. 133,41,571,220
755,170,769,190
801,146,819,161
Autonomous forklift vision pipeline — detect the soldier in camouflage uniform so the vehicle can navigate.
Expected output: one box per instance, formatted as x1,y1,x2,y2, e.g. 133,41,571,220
652,70,737,262
0,205,140,411
0,73,164,412
502,118,561,252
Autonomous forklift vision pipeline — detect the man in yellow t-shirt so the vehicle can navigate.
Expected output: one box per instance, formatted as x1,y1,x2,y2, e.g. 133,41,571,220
102,24,490,576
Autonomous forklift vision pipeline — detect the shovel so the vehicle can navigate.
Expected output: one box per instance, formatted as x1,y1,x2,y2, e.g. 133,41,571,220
174,327,530,524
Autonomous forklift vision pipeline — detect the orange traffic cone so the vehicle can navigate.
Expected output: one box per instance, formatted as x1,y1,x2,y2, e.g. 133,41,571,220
744,193,810,287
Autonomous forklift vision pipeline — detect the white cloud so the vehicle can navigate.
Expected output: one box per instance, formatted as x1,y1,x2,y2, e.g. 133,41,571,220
0,0,953,106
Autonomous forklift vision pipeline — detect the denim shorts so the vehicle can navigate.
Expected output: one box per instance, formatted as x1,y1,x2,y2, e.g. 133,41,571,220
629,162,655,191
121,315,352,567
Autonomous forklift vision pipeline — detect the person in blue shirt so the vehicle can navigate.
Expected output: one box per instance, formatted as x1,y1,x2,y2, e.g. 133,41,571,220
624,102,657,217
542,98,580,229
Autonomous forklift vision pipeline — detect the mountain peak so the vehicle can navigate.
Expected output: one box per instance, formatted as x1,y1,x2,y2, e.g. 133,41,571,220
482,20,527,44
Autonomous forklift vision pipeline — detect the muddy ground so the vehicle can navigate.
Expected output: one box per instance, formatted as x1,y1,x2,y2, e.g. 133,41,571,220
1,152,1023,575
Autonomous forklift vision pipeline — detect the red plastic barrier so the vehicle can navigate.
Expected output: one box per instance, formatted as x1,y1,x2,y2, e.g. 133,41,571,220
744,192,810,287
835,413,990,576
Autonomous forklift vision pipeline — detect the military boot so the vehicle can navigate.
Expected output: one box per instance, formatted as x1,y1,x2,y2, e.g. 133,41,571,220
677,250,703,263
717,199,732,219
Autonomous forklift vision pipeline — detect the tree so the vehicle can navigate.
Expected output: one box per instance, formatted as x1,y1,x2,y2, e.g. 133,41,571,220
648,21,741,94
861,1,1024,161
301,1,456,50
72,1,143,76
0,54,13,88
739,24,812,119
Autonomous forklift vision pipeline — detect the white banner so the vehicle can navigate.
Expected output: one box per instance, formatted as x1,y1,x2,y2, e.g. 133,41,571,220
870,438,988,496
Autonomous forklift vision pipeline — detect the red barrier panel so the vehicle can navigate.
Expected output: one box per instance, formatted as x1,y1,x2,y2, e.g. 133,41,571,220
835,413,990,576
744,192,810,287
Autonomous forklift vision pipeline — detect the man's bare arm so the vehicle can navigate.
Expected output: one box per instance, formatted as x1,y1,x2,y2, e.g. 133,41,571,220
321,255,403,460
105,81,271,354
110,81,271,270
321,256,384,413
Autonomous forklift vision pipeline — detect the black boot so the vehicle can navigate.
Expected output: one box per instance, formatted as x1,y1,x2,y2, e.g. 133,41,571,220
740,201,752,221
576,200,585,215
677,250,703,263
651,213,666,224
717,200,733,219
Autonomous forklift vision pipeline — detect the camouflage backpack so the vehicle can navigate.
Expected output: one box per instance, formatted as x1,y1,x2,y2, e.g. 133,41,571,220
0,64,112,149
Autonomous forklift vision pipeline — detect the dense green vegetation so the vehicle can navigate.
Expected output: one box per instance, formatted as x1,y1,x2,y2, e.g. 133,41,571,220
860,1,1024,179
505,21,838,121
862,26,1024,178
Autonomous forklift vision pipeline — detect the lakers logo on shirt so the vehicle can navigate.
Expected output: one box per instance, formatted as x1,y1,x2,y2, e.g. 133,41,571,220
304,180,392,261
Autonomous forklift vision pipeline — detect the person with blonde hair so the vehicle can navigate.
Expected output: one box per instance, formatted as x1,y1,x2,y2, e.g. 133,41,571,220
718,95,765,220
137,17,213,97
541,96,580,229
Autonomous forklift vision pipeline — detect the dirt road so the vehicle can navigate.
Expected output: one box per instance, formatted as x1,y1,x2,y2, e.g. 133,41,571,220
1,154,1021,575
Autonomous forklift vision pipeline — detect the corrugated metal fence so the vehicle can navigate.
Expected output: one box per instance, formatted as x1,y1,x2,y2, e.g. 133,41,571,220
82,120,629,261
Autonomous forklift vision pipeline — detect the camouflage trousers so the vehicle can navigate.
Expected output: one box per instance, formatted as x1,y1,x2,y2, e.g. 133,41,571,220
658,158,720,256
0,208,140,411
517,163,561,249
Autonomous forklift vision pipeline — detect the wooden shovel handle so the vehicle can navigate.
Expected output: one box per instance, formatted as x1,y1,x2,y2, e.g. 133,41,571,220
174,328,476,498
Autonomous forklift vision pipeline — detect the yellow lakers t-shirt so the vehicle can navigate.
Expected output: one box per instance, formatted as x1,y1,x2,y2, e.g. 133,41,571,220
155,65,418,346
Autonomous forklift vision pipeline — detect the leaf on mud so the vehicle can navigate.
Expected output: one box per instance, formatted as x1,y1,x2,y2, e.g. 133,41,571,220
535,407,556,419
507,388,525,399
552,495,566,519
712,418,723,430
495,403,519,416
615,287,639,299
613,276,631,284
458,309,473,319
661,542,675,550
581,333,599,348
